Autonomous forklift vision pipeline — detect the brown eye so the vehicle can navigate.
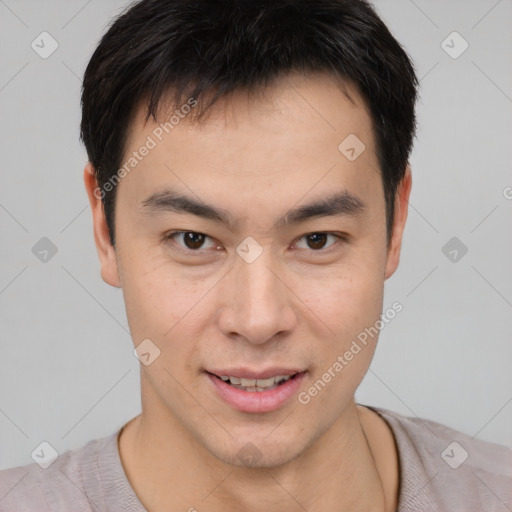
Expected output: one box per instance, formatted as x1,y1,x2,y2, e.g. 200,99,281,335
305,233,329,250
295,232,349,254
182,232,206,249
166,231,218,251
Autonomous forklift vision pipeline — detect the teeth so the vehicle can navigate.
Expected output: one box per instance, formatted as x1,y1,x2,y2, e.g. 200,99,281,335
273,375,292,384
218,374,293,390
255,377,275,387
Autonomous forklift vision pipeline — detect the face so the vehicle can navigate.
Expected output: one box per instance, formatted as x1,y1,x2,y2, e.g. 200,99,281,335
85,72,410,468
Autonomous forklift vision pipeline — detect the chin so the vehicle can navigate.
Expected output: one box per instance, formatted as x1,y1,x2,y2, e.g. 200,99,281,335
199,428,315,470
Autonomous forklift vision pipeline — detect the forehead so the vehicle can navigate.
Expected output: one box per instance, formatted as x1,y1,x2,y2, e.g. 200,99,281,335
126,71,375,153
119,72,381,216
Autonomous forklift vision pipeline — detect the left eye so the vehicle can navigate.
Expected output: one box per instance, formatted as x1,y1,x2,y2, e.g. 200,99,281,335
295,233,340,251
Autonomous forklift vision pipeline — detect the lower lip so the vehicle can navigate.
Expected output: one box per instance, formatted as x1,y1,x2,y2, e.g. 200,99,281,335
206,372,307,413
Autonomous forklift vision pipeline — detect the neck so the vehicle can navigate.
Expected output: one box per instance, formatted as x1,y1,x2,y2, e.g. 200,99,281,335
118,398,398,512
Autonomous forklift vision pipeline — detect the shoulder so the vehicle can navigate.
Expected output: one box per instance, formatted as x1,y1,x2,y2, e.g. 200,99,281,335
0,431,118,512
366,405,512,511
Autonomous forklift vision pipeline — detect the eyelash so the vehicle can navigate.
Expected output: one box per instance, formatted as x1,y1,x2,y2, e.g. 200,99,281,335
163,231,349,255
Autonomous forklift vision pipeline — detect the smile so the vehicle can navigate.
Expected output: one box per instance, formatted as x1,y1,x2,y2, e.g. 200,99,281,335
215,374,295,392
205,370,307,413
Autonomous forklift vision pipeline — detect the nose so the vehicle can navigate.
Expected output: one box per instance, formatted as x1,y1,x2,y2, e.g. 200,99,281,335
217,250,297,345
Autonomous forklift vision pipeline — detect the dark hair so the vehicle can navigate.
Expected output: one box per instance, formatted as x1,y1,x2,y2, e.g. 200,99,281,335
80,0,418,247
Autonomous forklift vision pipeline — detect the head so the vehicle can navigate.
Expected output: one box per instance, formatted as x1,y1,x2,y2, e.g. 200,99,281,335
82,0,417,468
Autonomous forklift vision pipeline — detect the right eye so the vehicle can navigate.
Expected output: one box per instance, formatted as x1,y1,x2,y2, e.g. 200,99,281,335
164,231,221,252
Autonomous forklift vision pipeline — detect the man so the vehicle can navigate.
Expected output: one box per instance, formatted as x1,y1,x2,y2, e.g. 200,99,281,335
1,0,510,510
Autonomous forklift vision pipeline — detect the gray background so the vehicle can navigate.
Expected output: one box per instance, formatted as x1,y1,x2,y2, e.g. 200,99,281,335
0,0,511,470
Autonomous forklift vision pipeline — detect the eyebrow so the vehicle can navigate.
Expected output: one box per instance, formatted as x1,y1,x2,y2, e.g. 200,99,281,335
140,189,365,229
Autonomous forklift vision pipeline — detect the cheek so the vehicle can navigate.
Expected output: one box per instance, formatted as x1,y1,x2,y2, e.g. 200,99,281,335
117,249,203,340
118,251,223,381
294,257,385,338
297,271,384,416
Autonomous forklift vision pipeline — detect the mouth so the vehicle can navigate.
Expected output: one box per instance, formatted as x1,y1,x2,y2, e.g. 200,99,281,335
205,368,307,413
206,372,302,392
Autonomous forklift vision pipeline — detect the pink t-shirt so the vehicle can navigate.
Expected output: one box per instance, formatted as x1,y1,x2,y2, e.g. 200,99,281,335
1,406,511,511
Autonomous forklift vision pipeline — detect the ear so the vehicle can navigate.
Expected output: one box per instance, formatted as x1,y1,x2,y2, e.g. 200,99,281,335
384,165,412,280
83,163,122,288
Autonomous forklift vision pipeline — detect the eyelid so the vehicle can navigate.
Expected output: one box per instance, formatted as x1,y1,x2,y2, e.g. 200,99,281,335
164,231,220,252
293,232,347,252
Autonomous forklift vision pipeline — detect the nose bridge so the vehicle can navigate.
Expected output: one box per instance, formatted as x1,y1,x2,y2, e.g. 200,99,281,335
218,246,296,343
240,252,280,304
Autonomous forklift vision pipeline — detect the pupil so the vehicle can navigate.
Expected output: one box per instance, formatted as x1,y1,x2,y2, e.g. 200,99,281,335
307,233,327,250
184,232,205,249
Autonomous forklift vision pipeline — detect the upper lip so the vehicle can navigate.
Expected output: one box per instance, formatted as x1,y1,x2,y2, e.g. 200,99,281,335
207,368,306,379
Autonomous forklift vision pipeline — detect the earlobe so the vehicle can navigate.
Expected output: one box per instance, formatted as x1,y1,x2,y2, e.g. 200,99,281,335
384,165,412,280
83,163,122,288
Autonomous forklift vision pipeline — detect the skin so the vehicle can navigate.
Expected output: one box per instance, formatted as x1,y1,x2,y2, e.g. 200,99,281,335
84,71,411,512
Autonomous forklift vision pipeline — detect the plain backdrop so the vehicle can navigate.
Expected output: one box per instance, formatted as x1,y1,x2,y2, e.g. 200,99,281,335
0,0,511,469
